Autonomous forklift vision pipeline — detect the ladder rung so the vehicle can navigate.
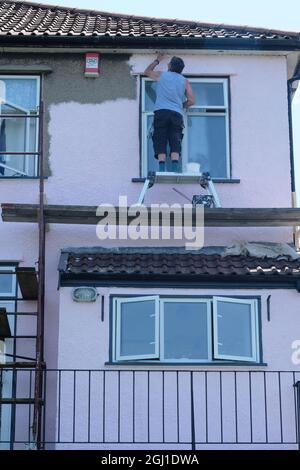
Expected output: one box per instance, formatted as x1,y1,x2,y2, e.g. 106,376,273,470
7,335,37,339
0,362,43,368
0,398,44,405
4,312,38,316
0,298,37,302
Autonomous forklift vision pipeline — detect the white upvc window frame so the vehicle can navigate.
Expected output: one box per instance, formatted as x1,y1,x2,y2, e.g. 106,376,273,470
159,297,212,363
213,296,259,363
113,295,260,364
141,77,155,177
115,296,160,361
141,77,230,178
0,75,40,177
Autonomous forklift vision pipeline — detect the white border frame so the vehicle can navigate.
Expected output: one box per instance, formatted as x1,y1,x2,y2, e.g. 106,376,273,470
0,75,40,177
141,77,155,177
213,296,259,362
159,298,212,363
115,296,160,361
141,77,230,178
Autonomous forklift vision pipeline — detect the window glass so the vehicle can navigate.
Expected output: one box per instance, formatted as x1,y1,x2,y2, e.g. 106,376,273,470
118,298,158,358
191,82,224,107
163,301,209,360
0,77,39,177
144,80,157,111
0,269,14,296
0,78,38,111
215,299,254,360
187,115,227,177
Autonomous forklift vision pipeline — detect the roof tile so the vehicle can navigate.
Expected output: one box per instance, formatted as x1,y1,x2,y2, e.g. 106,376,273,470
60,250,300,278
0,1,298,41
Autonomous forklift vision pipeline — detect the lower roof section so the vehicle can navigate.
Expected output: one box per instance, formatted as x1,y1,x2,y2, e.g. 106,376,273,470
58,246,300,291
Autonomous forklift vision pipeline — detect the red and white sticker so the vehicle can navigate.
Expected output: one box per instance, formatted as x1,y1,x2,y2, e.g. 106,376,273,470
85,53,100,76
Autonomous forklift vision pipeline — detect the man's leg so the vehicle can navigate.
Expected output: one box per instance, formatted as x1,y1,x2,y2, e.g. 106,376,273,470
158,153,166,172
170,152,179,172
152,110,168,172
169,112,184,173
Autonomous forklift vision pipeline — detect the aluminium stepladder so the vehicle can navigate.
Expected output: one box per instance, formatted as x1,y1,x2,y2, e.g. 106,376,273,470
136,171,221,207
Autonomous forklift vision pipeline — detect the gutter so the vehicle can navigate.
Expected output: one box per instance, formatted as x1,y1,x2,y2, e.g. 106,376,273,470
287,73,300,197
287,57,300,246
0,35,300,51
59,272,300,292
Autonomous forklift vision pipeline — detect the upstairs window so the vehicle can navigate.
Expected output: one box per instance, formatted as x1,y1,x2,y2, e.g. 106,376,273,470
141,77,230,178
0,76,40,178
0,266,16,297
112,296,260,363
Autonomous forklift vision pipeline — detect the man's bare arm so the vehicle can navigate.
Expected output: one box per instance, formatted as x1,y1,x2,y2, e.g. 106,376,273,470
183,80,196,108
144,53,164,81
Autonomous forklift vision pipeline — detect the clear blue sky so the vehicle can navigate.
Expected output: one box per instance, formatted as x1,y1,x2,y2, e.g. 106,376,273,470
24,0,300,198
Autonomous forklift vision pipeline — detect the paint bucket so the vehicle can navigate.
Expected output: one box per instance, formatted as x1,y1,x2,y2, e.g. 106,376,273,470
186,162,200,173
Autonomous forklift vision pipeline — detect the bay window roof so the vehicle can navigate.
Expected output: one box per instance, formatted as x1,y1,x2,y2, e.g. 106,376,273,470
58,247,300,289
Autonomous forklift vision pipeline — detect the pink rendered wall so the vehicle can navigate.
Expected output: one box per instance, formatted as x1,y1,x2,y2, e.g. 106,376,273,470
0,51,297,451
0,52,294,370
53,287,300,450
58,287,300,371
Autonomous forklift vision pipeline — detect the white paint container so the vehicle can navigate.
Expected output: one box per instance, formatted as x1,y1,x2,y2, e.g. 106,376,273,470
186,162,201,173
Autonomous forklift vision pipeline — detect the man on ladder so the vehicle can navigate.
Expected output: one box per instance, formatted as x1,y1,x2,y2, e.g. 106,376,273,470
140,54,220,208
144,53,195,173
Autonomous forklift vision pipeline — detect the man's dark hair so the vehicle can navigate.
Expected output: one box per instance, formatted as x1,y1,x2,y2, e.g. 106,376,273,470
169,56,185,74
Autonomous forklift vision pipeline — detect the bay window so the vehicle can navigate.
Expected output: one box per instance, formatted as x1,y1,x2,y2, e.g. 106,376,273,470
112,296,260,364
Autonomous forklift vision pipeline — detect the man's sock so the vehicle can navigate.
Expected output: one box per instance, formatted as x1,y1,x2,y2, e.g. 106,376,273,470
159,161,165,172
172,160,179,172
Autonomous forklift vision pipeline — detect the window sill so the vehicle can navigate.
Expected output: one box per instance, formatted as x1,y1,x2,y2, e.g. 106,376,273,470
132,177,240,184
105,361,267,367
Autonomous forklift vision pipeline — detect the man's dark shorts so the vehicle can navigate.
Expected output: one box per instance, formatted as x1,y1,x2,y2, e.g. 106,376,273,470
152,109,184,159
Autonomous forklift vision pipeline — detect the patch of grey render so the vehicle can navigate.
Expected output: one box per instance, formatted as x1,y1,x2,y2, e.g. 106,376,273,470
0,53,137,175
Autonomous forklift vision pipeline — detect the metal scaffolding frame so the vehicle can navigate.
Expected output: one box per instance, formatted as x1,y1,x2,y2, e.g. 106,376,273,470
0,100,45,450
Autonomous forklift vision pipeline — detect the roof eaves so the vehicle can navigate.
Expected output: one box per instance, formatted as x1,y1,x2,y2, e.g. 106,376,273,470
1,34,300,51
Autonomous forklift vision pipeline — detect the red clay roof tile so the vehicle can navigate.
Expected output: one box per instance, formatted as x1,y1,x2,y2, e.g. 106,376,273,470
0,1,298,41
61,250,300,278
